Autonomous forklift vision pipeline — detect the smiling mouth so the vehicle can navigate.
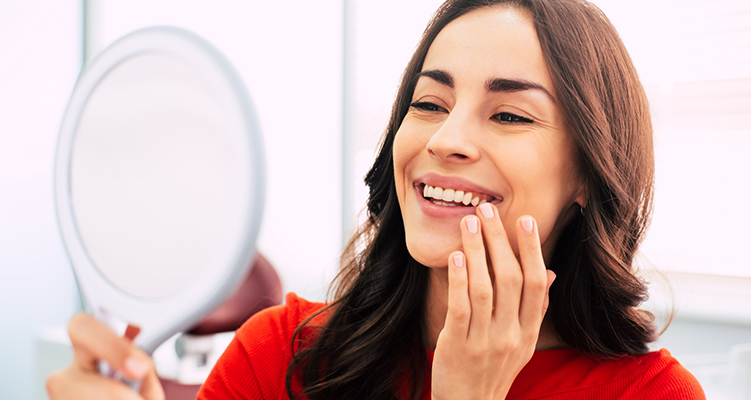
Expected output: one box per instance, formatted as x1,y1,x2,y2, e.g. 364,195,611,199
418,183,502,207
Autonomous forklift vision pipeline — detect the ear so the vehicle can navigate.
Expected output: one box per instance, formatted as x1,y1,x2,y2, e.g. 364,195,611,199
573,177,588,211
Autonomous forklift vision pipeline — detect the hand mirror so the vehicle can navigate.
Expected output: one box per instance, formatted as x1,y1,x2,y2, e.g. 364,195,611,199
54,27,265,357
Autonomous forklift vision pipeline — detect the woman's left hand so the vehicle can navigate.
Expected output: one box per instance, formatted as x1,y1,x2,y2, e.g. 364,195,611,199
431,203,556,400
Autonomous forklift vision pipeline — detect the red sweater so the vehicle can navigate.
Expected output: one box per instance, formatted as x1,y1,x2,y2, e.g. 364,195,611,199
198,293,705,399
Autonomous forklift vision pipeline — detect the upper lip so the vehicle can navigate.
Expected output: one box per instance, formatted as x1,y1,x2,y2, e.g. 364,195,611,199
414,173,504,202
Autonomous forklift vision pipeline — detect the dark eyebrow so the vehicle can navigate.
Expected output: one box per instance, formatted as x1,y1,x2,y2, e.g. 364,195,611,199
486,78,556,103
416,69,555,103
416,69,454,88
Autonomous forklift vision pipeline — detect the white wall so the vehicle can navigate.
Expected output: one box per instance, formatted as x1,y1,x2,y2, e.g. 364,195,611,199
0,1,81,399
591,0,751,278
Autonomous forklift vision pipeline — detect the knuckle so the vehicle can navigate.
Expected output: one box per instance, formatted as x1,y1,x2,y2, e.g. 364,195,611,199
497,270,522,289
46,371,65,398
510,271,524,287
465,345,486,360
522,329,539,344
471,287,493,303
436,330,450,343
67,313,87,337
491,338,513,353
527,277,547,293
451,305,470,321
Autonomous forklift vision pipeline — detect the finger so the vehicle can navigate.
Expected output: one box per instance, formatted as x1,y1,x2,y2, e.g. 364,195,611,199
139,367,166,400
476,203,522,321
47,368,144,400
69,313,152,381
462,214,493,335
444,251,471,339
516,216,549,330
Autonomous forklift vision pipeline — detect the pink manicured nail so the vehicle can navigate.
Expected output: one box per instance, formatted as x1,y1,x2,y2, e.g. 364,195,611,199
521,216,534,233
125,356,148,377
453,253,464,268
479,202,494,219
466,216,479,234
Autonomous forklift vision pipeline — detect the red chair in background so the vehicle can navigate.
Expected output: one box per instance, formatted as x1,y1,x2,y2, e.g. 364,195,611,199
157,253,282,399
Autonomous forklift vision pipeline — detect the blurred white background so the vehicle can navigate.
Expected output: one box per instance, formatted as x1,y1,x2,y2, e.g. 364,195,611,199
0,0,749,399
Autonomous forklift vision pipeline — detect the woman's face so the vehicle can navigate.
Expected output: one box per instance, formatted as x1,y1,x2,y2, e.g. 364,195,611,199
393,5,586,268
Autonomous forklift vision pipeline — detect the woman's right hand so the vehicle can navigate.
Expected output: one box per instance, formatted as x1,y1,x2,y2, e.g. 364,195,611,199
431,204,554,400
46,313,165,400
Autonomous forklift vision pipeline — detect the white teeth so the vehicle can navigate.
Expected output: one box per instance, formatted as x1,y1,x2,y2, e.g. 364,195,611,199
423,184,496,207
442,188,455,202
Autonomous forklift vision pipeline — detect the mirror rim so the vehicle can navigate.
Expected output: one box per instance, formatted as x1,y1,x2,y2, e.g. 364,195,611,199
55,26,265,353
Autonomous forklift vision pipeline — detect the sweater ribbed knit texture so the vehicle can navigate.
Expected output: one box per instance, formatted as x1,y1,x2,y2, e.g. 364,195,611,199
198,293,705,399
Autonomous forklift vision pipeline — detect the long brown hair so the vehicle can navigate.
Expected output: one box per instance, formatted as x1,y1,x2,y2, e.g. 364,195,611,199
286,0,656,398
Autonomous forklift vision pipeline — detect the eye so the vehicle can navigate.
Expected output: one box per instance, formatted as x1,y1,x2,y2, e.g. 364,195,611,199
493,112,533,124
410,101,448,113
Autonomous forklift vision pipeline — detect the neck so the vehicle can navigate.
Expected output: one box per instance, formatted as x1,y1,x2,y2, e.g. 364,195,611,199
424,266,566,351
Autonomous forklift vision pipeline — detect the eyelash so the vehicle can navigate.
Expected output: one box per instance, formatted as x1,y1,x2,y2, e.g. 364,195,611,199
409,101,534,124
410,101,447,113
493,112,534,124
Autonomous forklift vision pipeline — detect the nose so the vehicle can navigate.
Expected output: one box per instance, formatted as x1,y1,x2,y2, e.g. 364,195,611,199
426,109,481,163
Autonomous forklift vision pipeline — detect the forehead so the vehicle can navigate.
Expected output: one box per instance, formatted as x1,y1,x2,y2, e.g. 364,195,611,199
422,5,554,95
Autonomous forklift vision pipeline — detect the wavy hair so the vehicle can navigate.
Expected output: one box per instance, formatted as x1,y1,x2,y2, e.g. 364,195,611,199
286,0,656,398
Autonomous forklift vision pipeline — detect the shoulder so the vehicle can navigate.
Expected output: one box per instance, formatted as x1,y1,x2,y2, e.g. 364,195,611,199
234,292,327,348
628,349,705,399
197,293,327,399
510,348,705,399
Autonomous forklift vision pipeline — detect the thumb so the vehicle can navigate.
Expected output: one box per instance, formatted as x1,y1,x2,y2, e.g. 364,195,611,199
541,270,556,318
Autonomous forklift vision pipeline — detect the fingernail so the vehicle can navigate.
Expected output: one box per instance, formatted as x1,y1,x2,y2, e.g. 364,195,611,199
466,216,479,234
479,202,494,219
125,356,148,377
521,216,534,233
452,253,464,268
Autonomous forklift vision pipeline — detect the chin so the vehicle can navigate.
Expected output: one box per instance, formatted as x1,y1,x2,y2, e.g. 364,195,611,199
405,234,461,268
413,253,449,268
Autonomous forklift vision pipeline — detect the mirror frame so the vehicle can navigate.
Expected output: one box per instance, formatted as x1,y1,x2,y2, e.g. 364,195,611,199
55,26,265,353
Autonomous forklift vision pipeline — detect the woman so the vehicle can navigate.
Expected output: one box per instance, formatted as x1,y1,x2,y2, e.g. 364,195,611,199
48,0,705,399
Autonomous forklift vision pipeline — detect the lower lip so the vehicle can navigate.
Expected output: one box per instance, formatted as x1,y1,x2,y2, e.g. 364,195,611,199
414,186,479,219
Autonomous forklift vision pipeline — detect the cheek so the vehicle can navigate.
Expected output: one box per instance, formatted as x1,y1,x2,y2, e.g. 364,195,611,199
392,123,429,201
496,142,580,253
393,123,464,268
392,132,410,207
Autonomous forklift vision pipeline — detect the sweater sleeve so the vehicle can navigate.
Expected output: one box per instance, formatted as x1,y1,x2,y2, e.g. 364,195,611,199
197,293,315,400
